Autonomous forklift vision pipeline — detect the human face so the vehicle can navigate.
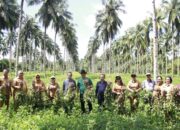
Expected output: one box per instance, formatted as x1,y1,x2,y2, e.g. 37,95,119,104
146,75,151,80
100,74,105,81
131,75,136,81
51,78,55,84
156,77,162,85
3,69,8,77
36,76,40,81
81,73,86,78
165,77,171,85
67,73,72,79
19,72,24,79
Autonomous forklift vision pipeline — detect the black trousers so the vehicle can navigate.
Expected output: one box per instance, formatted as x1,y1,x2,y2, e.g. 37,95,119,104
97,93,104,106
80,94,92,113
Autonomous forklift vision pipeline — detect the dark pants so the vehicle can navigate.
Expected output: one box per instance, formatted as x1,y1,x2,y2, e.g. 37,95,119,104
97,93,104,106
80,94,92,113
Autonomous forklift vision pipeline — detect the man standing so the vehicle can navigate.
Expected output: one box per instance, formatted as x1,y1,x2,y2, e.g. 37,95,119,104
0,69,12,109
77,70,93,113
63,72,76,95
95,74,107,110
13,70,28,110
142,73,155,105
63,72,76,114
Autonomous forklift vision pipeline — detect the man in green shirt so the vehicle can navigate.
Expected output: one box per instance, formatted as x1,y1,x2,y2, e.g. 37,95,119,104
77,69,93,113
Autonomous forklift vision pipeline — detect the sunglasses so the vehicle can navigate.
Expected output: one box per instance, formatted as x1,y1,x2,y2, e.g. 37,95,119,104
36,76,40,78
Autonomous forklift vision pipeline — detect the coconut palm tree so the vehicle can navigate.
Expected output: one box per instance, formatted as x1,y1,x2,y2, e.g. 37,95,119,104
95,0,125,73
162,0,180,76
0,0,18,31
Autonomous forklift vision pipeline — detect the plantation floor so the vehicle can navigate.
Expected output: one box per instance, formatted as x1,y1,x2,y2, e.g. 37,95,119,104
0,72,180,130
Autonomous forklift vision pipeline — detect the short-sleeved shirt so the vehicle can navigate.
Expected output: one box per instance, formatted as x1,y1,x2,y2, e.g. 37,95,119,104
142,80,155,92
161,84,174,99
77,77,93,94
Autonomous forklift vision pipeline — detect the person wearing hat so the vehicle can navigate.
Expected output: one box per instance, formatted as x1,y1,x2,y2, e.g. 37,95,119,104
47,76,60,101
77,69,93,113
142,73,155,105
127,74,141,111
142,73,155,92
112,75,126,111
13,70,28,110
32,74,46,108
0,69,13,110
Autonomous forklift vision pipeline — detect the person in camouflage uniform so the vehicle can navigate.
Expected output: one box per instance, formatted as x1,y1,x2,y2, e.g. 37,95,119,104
127,74,141,111
13,71,28,110
112,76,126,112
0,69,12,110
47,76,60,102
32,74,47,109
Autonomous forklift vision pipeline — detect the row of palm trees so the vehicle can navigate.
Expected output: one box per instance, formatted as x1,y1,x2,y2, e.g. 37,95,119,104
0,0,79,75
84,0,180,76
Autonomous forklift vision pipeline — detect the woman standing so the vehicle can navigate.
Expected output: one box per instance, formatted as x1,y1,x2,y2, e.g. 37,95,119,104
161,76,175,100
112,75,126,109
32,74,46,108
153,76,163,100
127,74,141,111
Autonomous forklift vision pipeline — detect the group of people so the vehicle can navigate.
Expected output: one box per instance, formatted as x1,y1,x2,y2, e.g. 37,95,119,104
0,69,180,113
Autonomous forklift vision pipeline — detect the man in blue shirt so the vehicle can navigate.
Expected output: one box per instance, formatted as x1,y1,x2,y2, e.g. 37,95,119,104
96,74,107,109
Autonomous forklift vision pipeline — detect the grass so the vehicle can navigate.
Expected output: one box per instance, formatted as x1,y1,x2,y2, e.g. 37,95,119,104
0,71,179,130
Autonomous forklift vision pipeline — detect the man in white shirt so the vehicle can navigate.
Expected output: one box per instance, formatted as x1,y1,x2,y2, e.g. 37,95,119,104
142,73,155,92
142,73,155,105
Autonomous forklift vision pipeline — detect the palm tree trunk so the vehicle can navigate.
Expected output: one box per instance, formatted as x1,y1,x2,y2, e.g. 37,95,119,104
103,44,106,73
109,41,111,74
172,40,174,76
29,41,33,71
15,0,24,76
9,41,12,74
152,0,158,80
53,31,57,75
43,27,47,76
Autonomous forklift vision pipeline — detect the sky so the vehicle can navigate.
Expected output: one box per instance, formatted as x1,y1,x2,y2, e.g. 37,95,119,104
18,0,162,60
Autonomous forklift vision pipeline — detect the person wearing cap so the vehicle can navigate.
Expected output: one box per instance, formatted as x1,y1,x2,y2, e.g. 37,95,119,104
47,76,60,101
142,73,155,105
142,73,155,92
32,74,46,108
13,70,28,110
0,69,13,109
77,69,93,113
63,72,76,95
127,74,141,111
112,75,126,111
95,73,107,110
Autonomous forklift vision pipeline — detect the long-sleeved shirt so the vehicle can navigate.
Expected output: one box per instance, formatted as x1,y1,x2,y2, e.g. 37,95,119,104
142,80,155,92
63,79,76,95
96,81,107,96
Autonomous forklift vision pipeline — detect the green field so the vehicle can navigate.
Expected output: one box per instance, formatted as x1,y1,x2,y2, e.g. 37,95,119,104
0,72,180,130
